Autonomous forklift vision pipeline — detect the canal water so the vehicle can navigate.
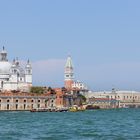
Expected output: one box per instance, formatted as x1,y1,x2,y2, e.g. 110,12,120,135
0,109,140,140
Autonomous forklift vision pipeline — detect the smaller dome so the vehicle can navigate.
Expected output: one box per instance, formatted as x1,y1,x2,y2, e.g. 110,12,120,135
0,61,11,74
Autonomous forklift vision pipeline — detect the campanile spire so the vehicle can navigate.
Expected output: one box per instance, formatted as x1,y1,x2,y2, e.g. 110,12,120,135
0,46,8,61
64,56,74,89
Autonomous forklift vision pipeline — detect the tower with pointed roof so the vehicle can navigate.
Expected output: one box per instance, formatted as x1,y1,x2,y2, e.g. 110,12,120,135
25,59,32,84
64,56,74,89
0,46,8,61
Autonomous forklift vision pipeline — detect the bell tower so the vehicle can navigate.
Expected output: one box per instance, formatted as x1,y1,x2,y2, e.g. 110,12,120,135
25,59,32,85
0,46,8,61
64,56,74,89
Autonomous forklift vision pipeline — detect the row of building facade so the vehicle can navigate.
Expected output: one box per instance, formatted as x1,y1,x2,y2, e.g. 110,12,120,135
0,88,84,111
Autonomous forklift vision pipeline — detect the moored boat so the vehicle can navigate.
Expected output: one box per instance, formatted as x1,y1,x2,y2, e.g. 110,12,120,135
69,105,85,112
30,107,68,112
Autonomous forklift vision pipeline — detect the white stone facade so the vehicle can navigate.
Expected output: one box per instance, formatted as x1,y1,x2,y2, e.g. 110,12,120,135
72,80,88,90
86,89,140,108
0,47,32,92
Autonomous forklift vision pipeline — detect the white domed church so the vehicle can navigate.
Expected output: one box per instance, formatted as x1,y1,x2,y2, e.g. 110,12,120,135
0,47,32,92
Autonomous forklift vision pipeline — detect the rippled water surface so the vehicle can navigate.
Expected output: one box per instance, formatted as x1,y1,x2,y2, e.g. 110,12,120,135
0,109,140,140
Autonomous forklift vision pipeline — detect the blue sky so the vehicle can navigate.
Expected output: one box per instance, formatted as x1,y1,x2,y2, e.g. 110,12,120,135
0,0,140,91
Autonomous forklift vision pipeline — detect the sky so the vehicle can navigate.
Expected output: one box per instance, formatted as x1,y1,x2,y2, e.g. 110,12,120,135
0,0,140,91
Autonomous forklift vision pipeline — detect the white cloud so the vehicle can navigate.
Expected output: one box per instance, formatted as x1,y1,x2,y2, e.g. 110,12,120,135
75,62,140,91
19,59,140,91
32,59,65,87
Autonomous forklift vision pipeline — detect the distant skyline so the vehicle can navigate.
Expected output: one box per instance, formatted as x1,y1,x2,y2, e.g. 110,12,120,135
0,1,140,91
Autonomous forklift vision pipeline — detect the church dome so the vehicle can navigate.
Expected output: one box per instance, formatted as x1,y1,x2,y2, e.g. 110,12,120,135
0,61,11,74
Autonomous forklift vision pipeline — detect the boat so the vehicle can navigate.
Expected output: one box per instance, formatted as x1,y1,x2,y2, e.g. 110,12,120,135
86,105,100,110
30,108,49,112
69,105,85,112
30,107,68,112
69,108,78,112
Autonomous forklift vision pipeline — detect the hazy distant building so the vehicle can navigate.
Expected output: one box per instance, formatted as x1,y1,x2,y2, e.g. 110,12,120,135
64,56,87,90
0,47,32,92
87,89,140,108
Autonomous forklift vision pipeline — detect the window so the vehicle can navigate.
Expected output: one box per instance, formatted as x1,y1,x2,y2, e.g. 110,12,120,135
14,69,16,74
24,104,26,110
24,100,26,103
31,100,34,102
7,104,9,110
7,100,10,102
16,100,18,103
28,70,31,73
38,104,40,108
16,104,18,110
38,100,40,103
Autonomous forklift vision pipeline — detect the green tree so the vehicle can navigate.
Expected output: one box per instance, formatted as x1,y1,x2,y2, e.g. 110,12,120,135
30,86,45,94
78,94,87,102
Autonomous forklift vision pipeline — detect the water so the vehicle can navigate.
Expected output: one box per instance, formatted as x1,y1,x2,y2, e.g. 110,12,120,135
0,109,140,140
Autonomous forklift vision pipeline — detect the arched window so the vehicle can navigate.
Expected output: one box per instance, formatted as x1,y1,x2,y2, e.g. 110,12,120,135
1,81,3,88
28,70,31,74
16,104,18,110
14,69,17,74
7,104,9,110
24,104,26,110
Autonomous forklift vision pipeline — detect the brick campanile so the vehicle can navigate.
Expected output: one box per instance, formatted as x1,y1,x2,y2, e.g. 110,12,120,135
64,56,74,89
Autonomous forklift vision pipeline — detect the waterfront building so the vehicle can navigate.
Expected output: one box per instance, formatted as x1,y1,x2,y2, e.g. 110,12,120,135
87,97,119,109
55,88,74,108
0,92,49,111
86,89,140,108
0,47,32,92
0,88,76,111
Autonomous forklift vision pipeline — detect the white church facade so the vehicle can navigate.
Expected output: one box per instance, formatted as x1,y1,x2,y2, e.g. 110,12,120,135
0,47,32,92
